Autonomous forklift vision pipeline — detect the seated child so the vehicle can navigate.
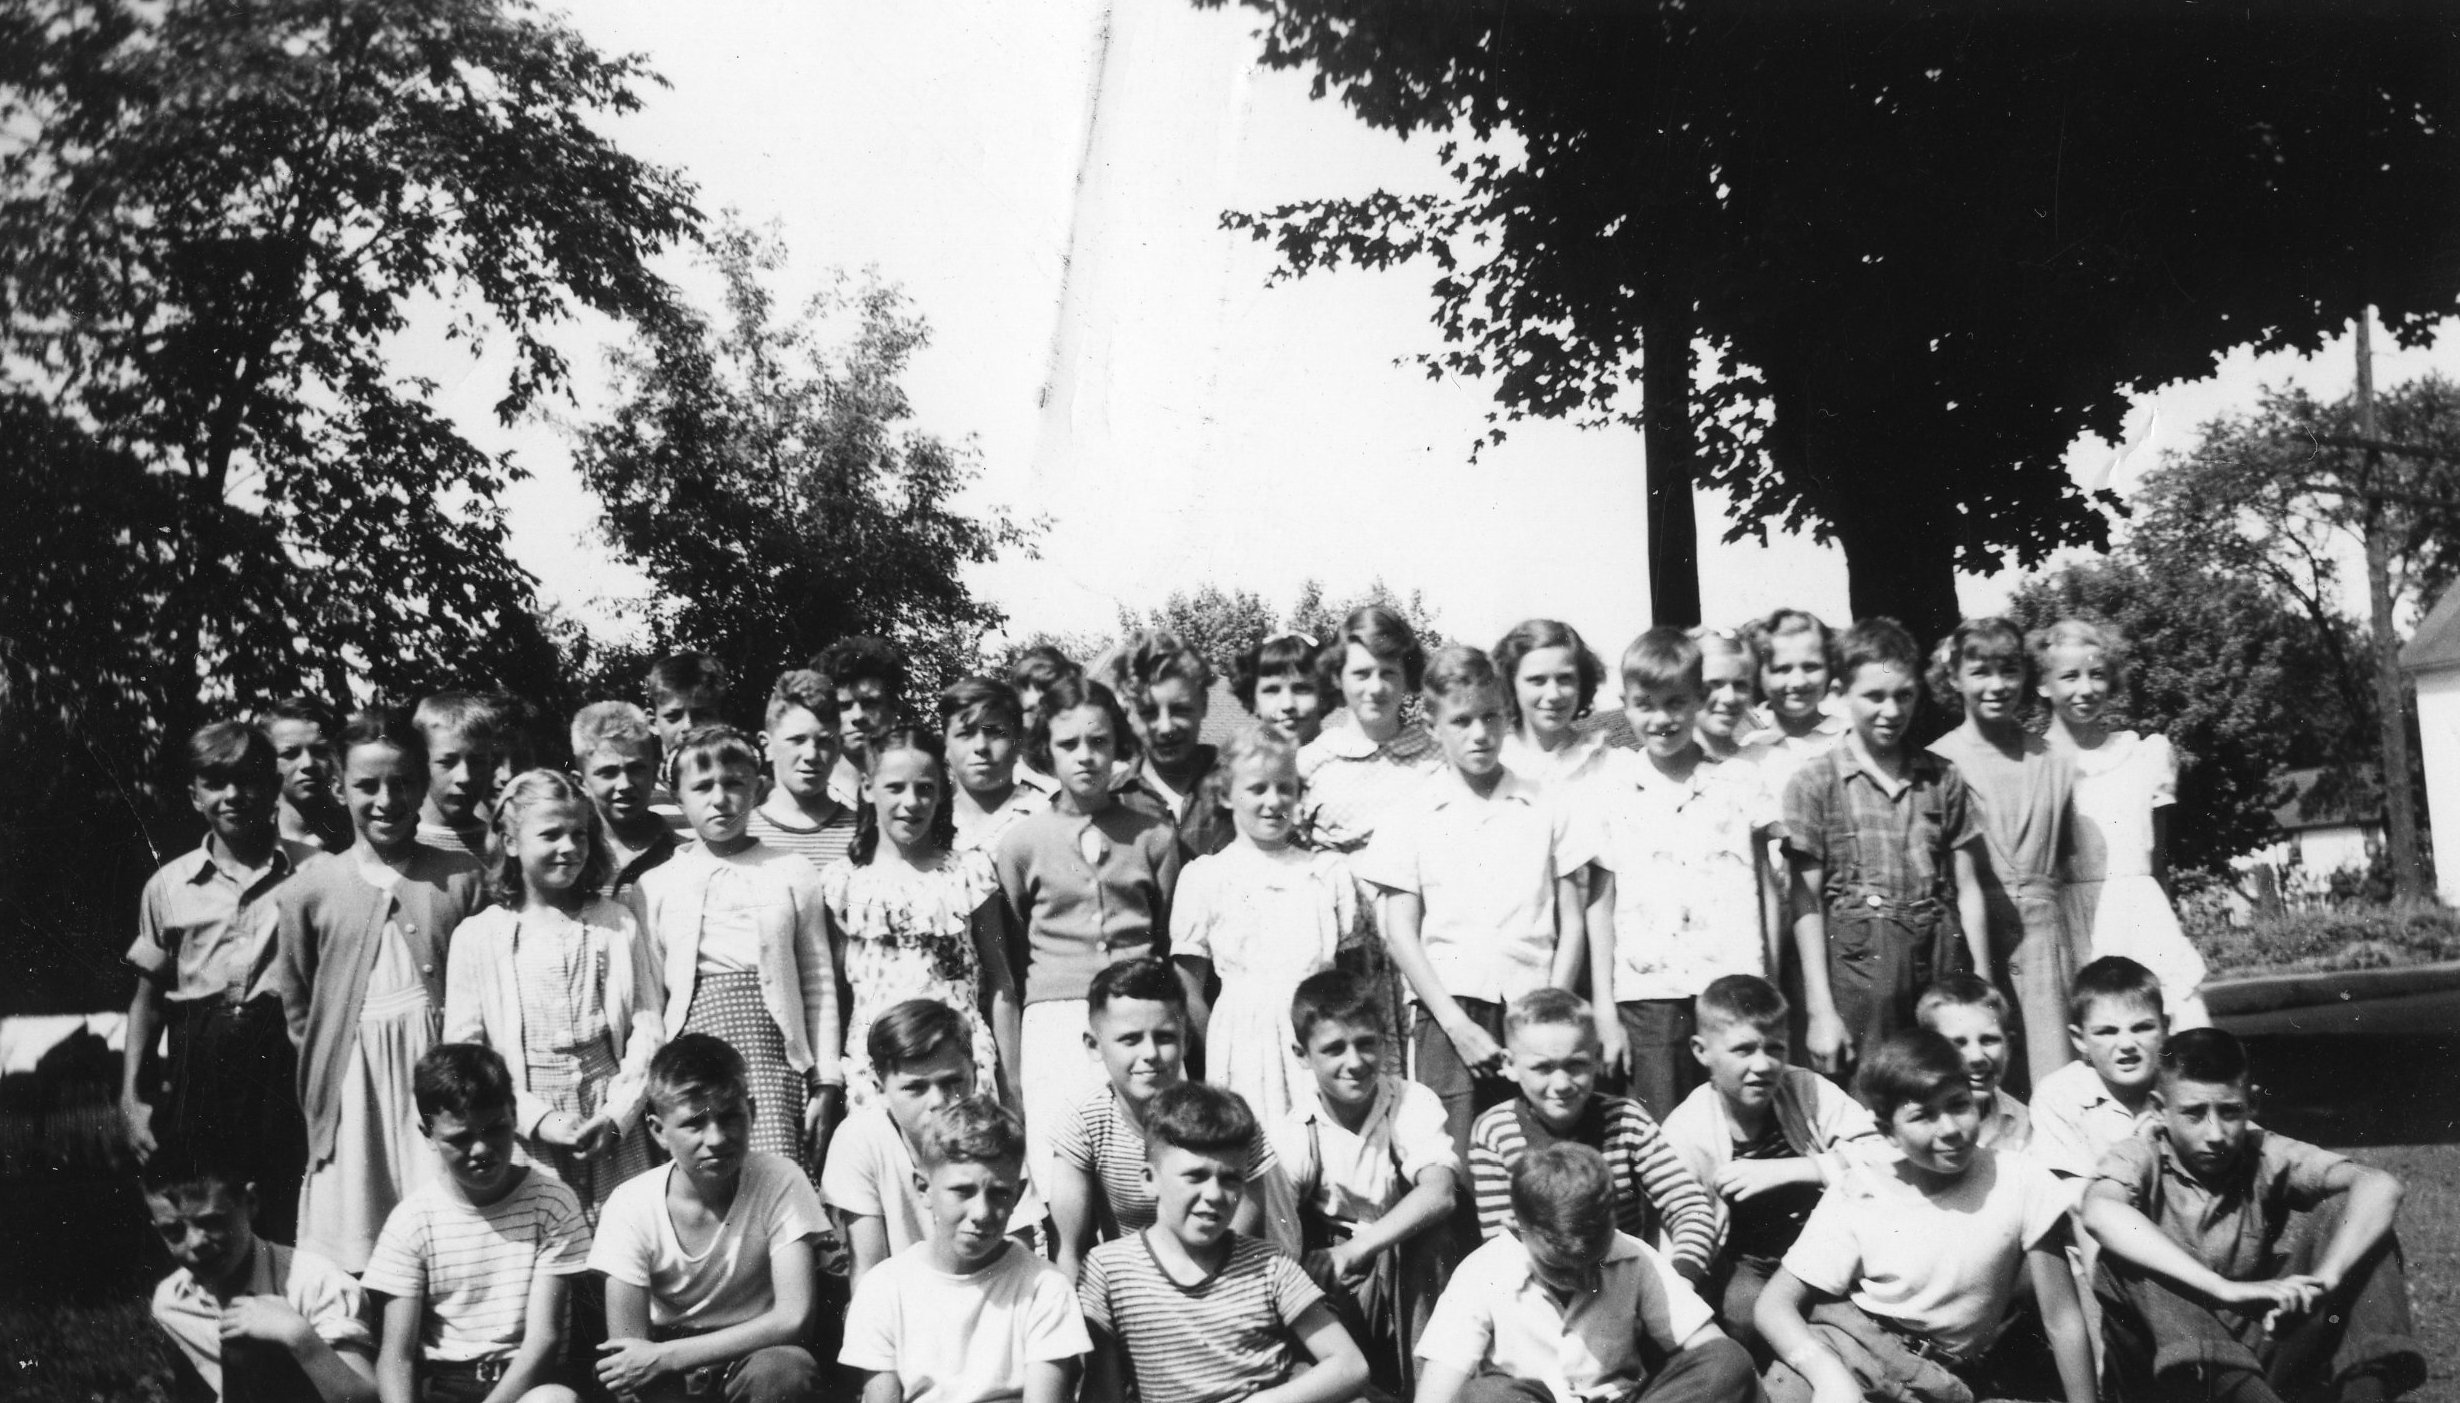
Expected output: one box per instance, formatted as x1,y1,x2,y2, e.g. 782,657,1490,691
363,1044,591,1403
1757,1029,2094,1403
1418,1143,1759,1403
1466,988,1721,1287
590,1034,827,1403
143,1140,376,1403
2031,956,2166,1180
1078,1082,1368,1403
2082,1029,2425,1403
824,999,1046,1285
1917,975,2032,1152
840,1097,1091,1403
1050,958,1287,1280
1661,975,1882,1356
1269,970,1458,1395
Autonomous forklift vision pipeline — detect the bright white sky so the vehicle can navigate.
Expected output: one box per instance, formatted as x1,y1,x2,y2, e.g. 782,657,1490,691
417,0,2457,658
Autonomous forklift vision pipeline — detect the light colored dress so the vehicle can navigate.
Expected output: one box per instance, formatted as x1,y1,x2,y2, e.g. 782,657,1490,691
1928,728,2078,1089
508,908,657,1211
2064,731,2210,1027
1175,843,1364,1130
821,849,1004,1105
1297,717,1442,853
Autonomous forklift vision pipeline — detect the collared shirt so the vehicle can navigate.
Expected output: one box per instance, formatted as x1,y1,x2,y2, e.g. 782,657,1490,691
151,1239,371,1397
1295,719,1442,852
1590,749,1773,1000
128,837,319,1002
828,754,869,811
601,822,680,905
1979,1093,2034,1154
1500,730,1617,801
1273,1077,1458,1226
952,781,1050,856
1353,766,1590,1004
1420,1231,1714,1402
1781,732,1980,910
2029,1060,2152,1179
2090,1121,2349,1281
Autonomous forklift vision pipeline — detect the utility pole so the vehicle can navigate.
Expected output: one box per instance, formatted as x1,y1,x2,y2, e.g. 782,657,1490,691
2354,309,2428,904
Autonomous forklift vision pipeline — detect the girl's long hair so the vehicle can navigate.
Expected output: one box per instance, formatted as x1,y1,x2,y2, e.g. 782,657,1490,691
850,726,960,865
488,768,612,906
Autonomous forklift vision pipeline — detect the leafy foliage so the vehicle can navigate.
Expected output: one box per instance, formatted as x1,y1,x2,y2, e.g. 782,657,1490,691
1118,585,1278,684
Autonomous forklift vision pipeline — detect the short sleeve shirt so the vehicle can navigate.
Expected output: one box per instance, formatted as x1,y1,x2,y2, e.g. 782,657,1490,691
1077,1233,1323,1403
128,839,319,1002
588,1153,827,1330
2028,1061,2151,1179
1781,734,1980,909
361,1172,591,1363
822,1104,1047,1257
2090,1122,2347,1281
1419,1232,1714,1403
1051,1089,1277,1237
152,1241,371,1396
839,1242,1091,1403
1588,749,1771,999
1272,1078,1458,1225
1782,1148,2071,1362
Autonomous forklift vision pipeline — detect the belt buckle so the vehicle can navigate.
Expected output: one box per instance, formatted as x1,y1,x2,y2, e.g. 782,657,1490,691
683,1362,725,1396
475,1356,507,1385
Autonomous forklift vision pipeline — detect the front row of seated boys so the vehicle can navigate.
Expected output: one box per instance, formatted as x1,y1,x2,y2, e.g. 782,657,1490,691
145,956,2424,1403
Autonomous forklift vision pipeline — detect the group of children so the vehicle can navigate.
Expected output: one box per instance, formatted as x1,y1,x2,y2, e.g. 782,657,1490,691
120,606,2419,1403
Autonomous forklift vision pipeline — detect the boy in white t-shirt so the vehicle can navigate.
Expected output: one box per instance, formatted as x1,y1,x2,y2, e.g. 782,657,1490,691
589,1034,827,1403
1756,1029,2095,1403
840,1096,1090,1403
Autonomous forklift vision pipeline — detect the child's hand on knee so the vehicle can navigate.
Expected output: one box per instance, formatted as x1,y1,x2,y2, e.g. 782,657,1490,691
597,1337,671,1394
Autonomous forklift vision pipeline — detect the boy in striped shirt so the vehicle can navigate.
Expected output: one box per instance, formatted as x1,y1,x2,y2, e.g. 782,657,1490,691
363,1044,592,1403
1467,989,1722,1286
1078,1083,1367,1403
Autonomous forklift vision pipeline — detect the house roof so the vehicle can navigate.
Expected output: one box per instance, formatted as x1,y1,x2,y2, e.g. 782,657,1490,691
2272,765,2386,833
2402,586,2460,675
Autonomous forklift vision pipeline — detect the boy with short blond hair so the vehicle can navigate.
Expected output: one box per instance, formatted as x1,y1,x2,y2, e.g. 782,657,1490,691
1917,974,2032,1152
568,701,676,904
411,694,501,860
2032,956,2165,1180
1466,988,1721,1284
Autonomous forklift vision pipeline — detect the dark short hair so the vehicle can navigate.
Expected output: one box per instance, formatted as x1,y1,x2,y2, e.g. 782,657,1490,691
1008,645,1084,698
939,676,1025,733
1087,955,1185,1018
137,1136,248,1203
765,668,841,731
1315,605,1427,697
1102,629,1215,717
647,1033,750,1115
813,636,906,698
849,726,957,864
1027,676,1138,774
1696,974,1788,1034
343,705,429,774
1421,643,1503,708
2070,955,2164,1025
1492,618,1606,725
1620,626,1705,699
866,998,972,1078
1837,617,1923,684
1510,1143,1616,1246
188,720,276,784
646,652,729,705
1232,634,1320,711
915,1095,1027,1171
1855,1028,1969,1124
1142,1081,1256,1161
2159,1027,2252,1089
1290,969,1381,1046
260,695,341,738
669,724,761,786
414,1043,517,1124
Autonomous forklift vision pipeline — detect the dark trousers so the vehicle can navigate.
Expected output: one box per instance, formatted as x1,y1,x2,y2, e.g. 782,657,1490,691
166,995,307,1242
1761,1299,2065,1403
1456,1336,1762,1403
1706,1255,1780,1363
1411,998,1512,1253
1616,999,1702,1122
1303,1215,1450,1398
2097,1198,2424,1402
1825,902,1964,1064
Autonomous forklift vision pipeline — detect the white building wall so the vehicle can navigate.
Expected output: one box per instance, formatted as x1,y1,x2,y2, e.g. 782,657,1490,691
2417,667,2460,907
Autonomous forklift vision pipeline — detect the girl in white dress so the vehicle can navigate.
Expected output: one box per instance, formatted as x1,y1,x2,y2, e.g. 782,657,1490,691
2036,618,2210,1026
1174,728,1365,1129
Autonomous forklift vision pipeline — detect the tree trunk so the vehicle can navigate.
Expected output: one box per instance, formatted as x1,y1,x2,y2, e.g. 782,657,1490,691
1834,492,1961,652
1640,289,1700,628
2354,313,2428,903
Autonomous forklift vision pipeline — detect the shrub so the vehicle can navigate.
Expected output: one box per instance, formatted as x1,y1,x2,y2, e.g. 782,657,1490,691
2190,903,2460,978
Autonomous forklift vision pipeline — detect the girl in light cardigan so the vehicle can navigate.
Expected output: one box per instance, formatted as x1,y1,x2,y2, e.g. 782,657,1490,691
445,769,664,1215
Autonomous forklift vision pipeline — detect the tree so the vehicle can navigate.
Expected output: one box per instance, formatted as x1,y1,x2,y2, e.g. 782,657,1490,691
1285,576,1446,655
1199,1,2460,644
574,221,1039,709
1119,585,1278,683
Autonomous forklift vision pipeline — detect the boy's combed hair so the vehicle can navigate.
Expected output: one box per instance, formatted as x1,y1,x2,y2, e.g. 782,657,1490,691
1854,1028,1969,1123
413,691,498,744
1509,1143,1617,1246
1231,632,1318,711
1216,725,1297,781
1008,644,1084,697
414,1042,517,1124
1837,616,1923,681
813,635,907,699
260,695,341,737
343,705,429,772
1925,616,2030,711
866,998,971,1077
1689,627,1763,702
1290,969,1381,1045
1100,628,1215,717
915,1095,1028,1170
2070,955,2164,1024
1492,619,1605,724
2159,1027,2252,1088
647,1032,751,1114
669,724,761,785
1314,604,1428,696
938,676,1025,733
136,1135,245,1203
488,769,613,904
2028,616,2130,695
1420,643,1502,705
1141,1081,1258,1161
570,701,657,764
1026,675,1139,774
1087,955,1187,1017
850,727,958,864
1505,986,1595,1040
188,720,277,782
766,668,842,730
646,652,729,705
1750,608,1839,676
1916,973,2011,1026
1696,974,1788,1033
1620,626,1705,698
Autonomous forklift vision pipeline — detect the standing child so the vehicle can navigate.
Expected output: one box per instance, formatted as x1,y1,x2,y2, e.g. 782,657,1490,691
941,677,1048,856
643,653,729,838
815,636,907,809
1916,975,2032,1152
822,726,1021,1106
1270,971,1458,1396
1356,644,1592,1160
1173,727,1364,1131
1295,605,1440,855
1491,618,1615,796
266,697,355,852
1756,1030,2096,1403
412,695,502,861
990,677,1180,1178
1782,617,1989,1075
274,706,490,1273
636,726,843,1178
568,703,678,907
748,669,860,874
2030,956,2167,1183
1737,609,1849,800
363,1045,592,1403
1232,632,1329,749
839,1097,1091,1403
2037,618,2212,1027
122,721,318,1239
1004,645,1082,799
1077,1082,1368,1403
445,770,663,1214
590,1035,827,1403
1927,617,2079,1090
1100,629,1228,856
1690,630,1763,762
